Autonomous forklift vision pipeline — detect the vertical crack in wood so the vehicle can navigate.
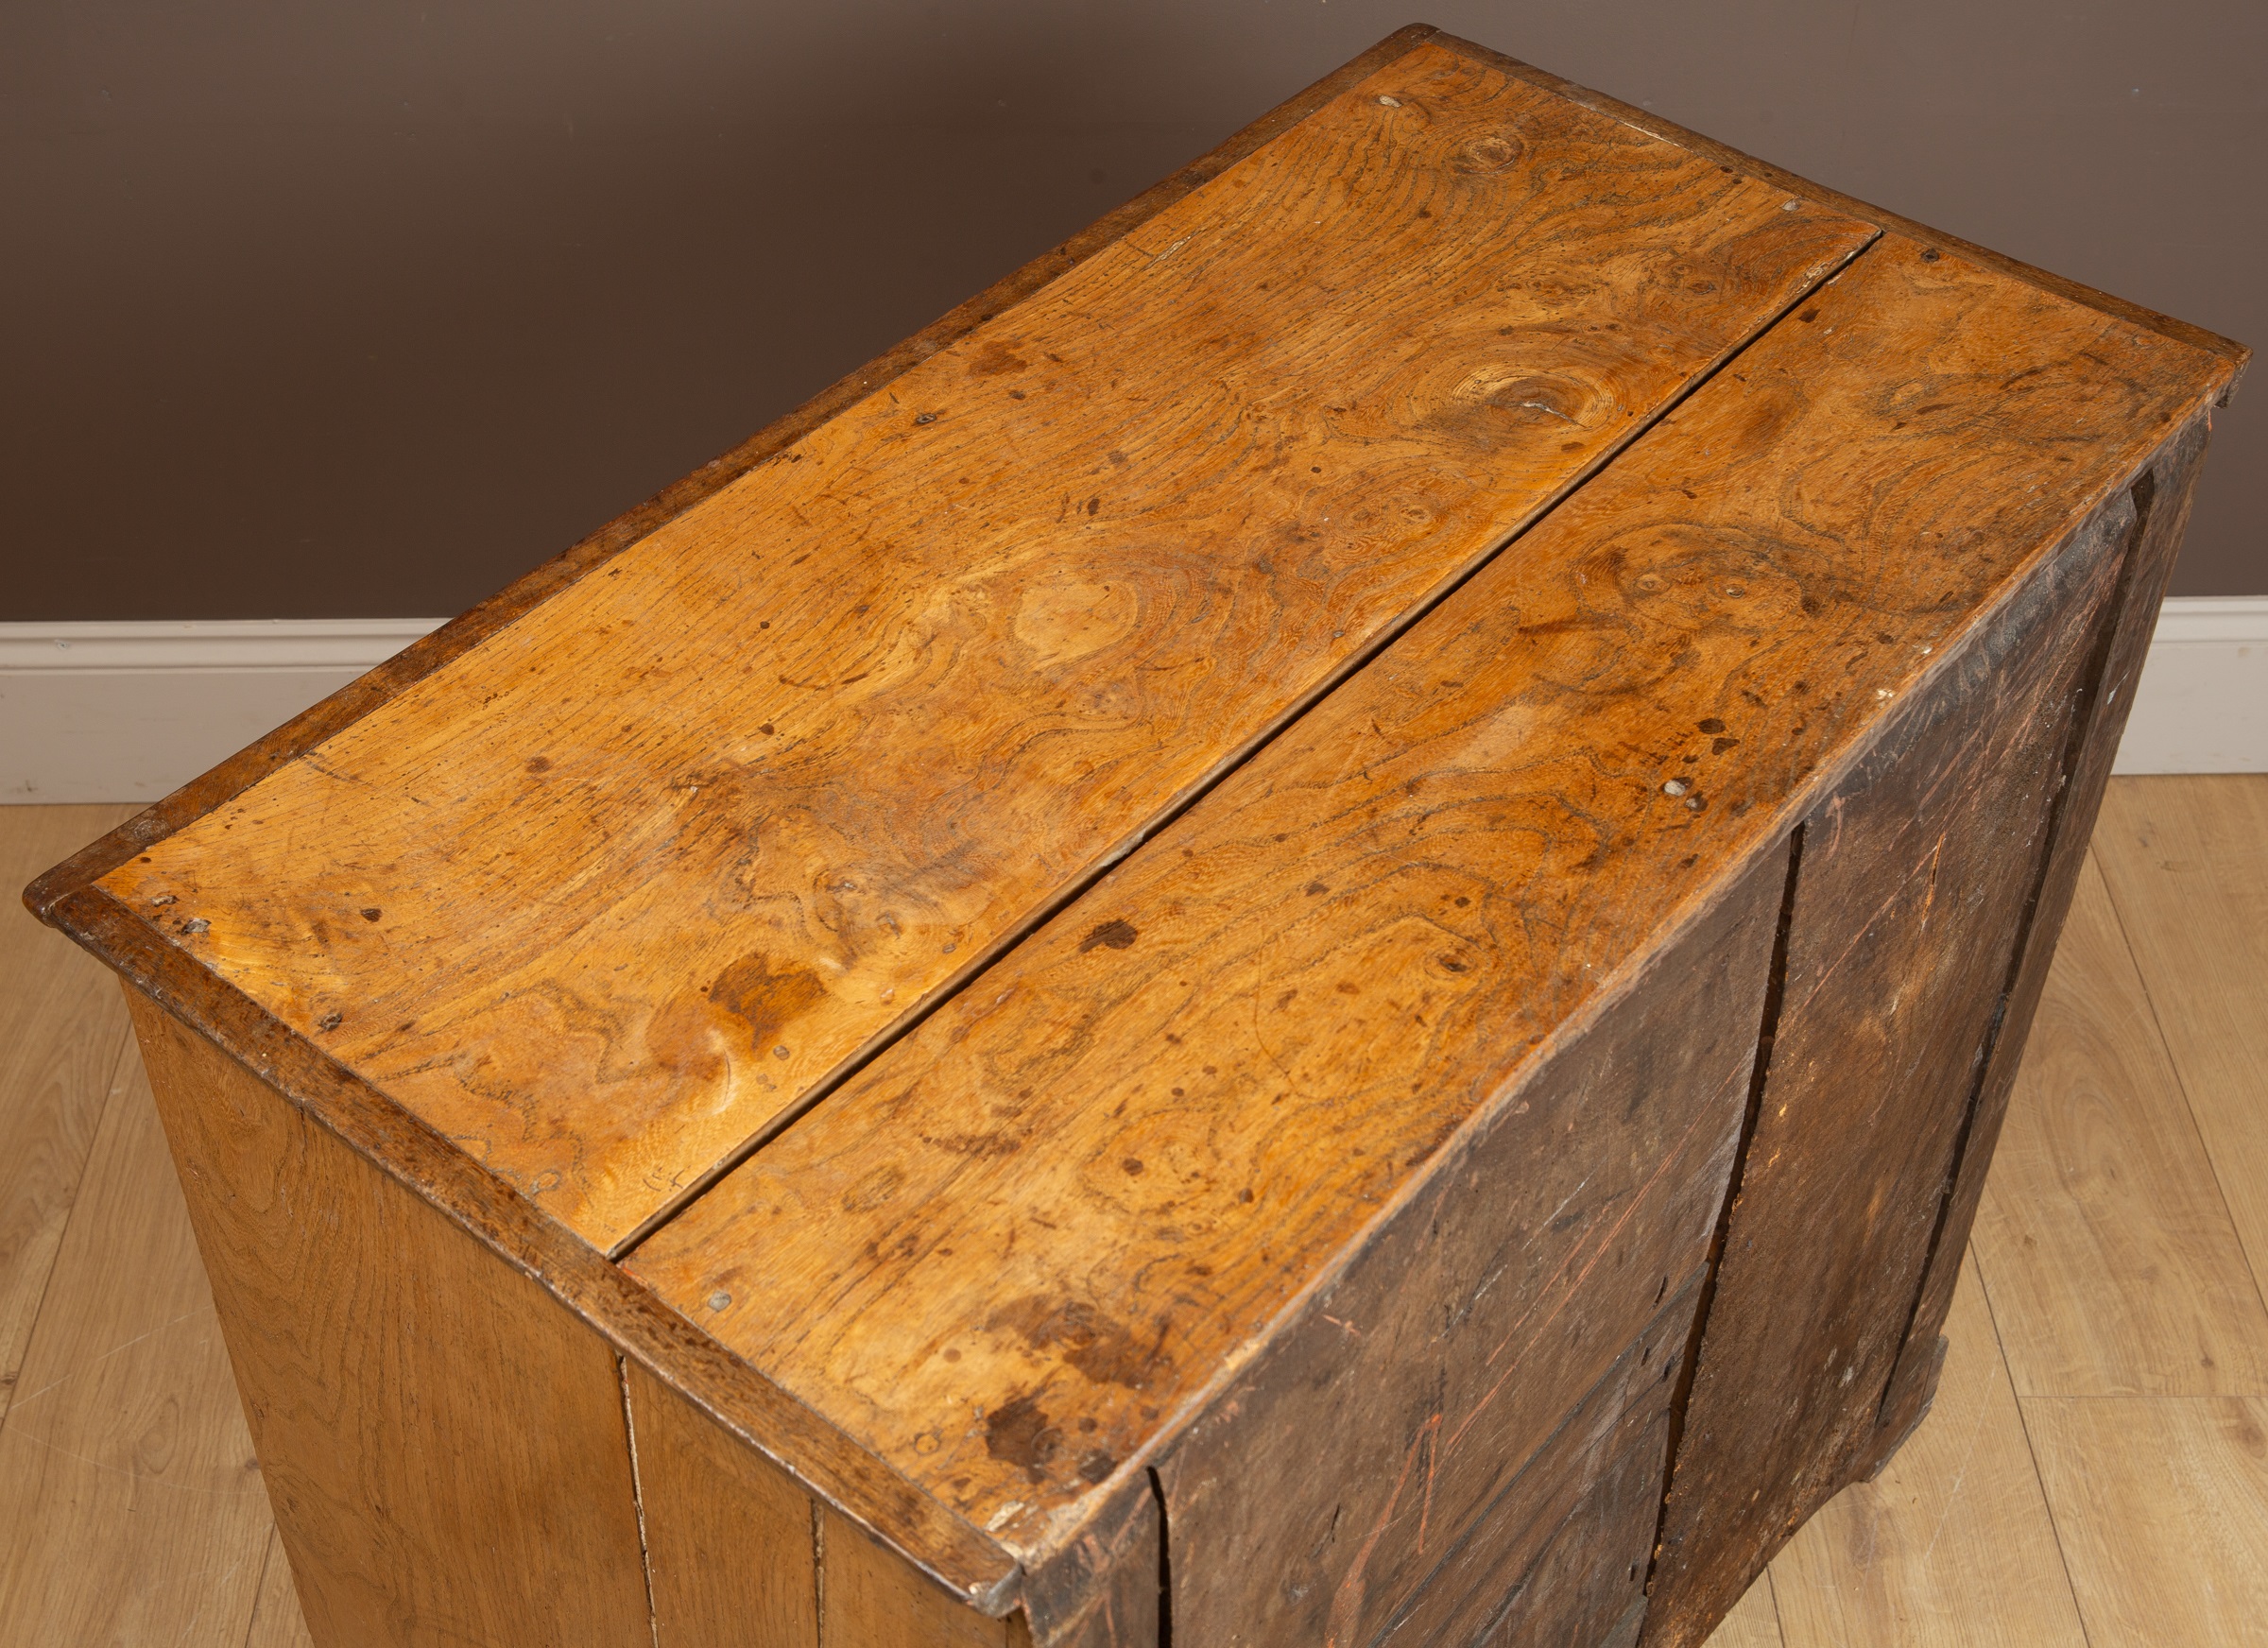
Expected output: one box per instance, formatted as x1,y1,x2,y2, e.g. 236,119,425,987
1866,467,2159,1441
616,1356,663,1648
812,1500,829,1647
1147,1466,1175,1648
1645,823,1805,1590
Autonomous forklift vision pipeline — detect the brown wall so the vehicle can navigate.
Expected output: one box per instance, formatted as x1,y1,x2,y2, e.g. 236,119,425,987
5,1,2259,620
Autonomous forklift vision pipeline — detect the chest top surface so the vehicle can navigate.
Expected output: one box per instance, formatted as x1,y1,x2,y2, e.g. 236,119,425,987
625,229,2226,1561
93,38,1880,1251
41,22,2240,1615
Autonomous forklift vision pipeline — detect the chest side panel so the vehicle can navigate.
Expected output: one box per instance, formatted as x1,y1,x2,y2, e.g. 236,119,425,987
1641,473,2139,1645
96,43,1871,1252
125,995,657,1648
629,233,2225,1625
1869,415,2214,1448
1379,1279,1697,1648
1152,849,1785,1647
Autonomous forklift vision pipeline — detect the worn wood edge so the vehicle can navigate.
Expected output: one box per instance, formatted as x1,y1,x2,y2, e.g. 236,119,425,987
1864,408,2214,1454
18,22,1449,933
54,883,1025,1619
1634,422,2208,1648
1429,29,2251,394
1005,361,2225,1586
1018,1467,1161,1646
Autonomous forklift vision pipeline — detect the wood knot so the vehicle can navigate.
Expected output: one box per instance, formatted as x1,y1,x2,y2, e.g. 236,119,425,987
1453,133,1521,175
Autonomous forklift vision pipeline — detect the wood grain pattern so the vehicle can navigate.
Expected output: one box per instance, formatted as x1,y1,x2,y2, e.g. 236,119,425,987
22,26,1450,923
630,232,2228,1623
0,1043,272,1645
14,785,2268,1648
244,1530,317,1648
128,996,657,1648
2094,775,2268,1292
1016,1465,1160,1648
1645,476,2132,1643
1151,843,1782,1648
27,18,2242,953
46,875,1021,1614
822,1507,1029,1648
1972,855,2268,1396
0,801,138,1426
94,42,1876,1252
1869,415,2213,1450
2023,1395,2268,1646
1371,1283,1697,1648
1768,1250,2088,1647
626,1355,820,1648
1431,32,2249,376
1701,1578,1782,1648
15,29,2249,1646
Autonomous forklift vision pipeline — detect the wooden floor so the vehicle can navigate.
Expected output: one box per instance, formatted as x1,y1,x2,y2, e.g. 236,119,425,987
1,778,2263,1646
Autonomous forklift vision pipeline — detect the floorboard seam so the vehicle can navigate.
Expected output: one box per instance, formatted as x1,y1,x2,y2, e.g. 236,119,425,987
1970,1251,2098,1648
2088,837,2268,1329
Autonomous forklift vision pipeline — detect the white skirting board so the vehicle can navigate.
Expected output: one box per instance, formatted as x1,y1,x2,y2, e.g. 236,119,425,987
0,620,447,805
2,600,2262,804
2109,598,2268,775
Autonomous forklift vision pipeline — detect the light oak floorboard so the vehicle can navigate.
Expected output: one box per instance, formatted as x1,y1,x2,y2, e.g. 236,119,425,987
2023,1395,2268,1647
1701,1571,1785,1647
0,801,138,1426
1970,852,2268,1396
1768,1249,2087,1646
242,1528,315,1648
2093,774,2268,1299
0,1036,273,1644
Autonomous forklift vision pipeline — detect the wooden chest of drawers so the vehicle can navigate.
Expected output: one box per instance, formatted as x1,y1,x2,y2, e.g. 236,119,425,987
27,26,2243,1648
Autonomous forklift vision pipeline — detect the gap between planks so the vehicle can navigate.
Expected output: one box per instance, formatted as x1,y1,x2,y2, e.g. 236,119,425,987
605,226,1884,1262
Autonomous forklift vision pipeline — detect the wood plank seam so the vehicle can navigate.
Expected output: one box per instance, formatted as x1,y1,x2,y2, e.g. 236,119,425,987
0,1024,131,1438
57,237,2231,1632
1371,1277,1704,1647
17,19,2245,956
1427,31,2249,386
12,788,2259,1644
607,217,1887,1260
1639,455,2154,1639
17,25,1452,928
1861,417,2217,1461
1967,1251,2096,1635
814,1498,829,1645
59,881,1024,1614
1650,825,1805,1589
101,59,1892,1252
19,29,2247,1639
617,1356,665,1648
1864,471,2160,1441
2088,846,2268,1333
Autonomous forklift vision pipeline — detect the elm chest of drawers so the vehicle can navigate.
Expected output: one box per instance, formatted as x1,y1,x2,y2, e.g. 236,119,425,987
28,25,2244,1648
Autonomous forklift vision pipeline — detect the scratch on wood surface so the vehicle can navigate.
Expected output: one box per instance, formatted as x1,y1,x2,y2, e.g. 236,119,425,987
3,1308,210,1413
5,1428,265,1497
